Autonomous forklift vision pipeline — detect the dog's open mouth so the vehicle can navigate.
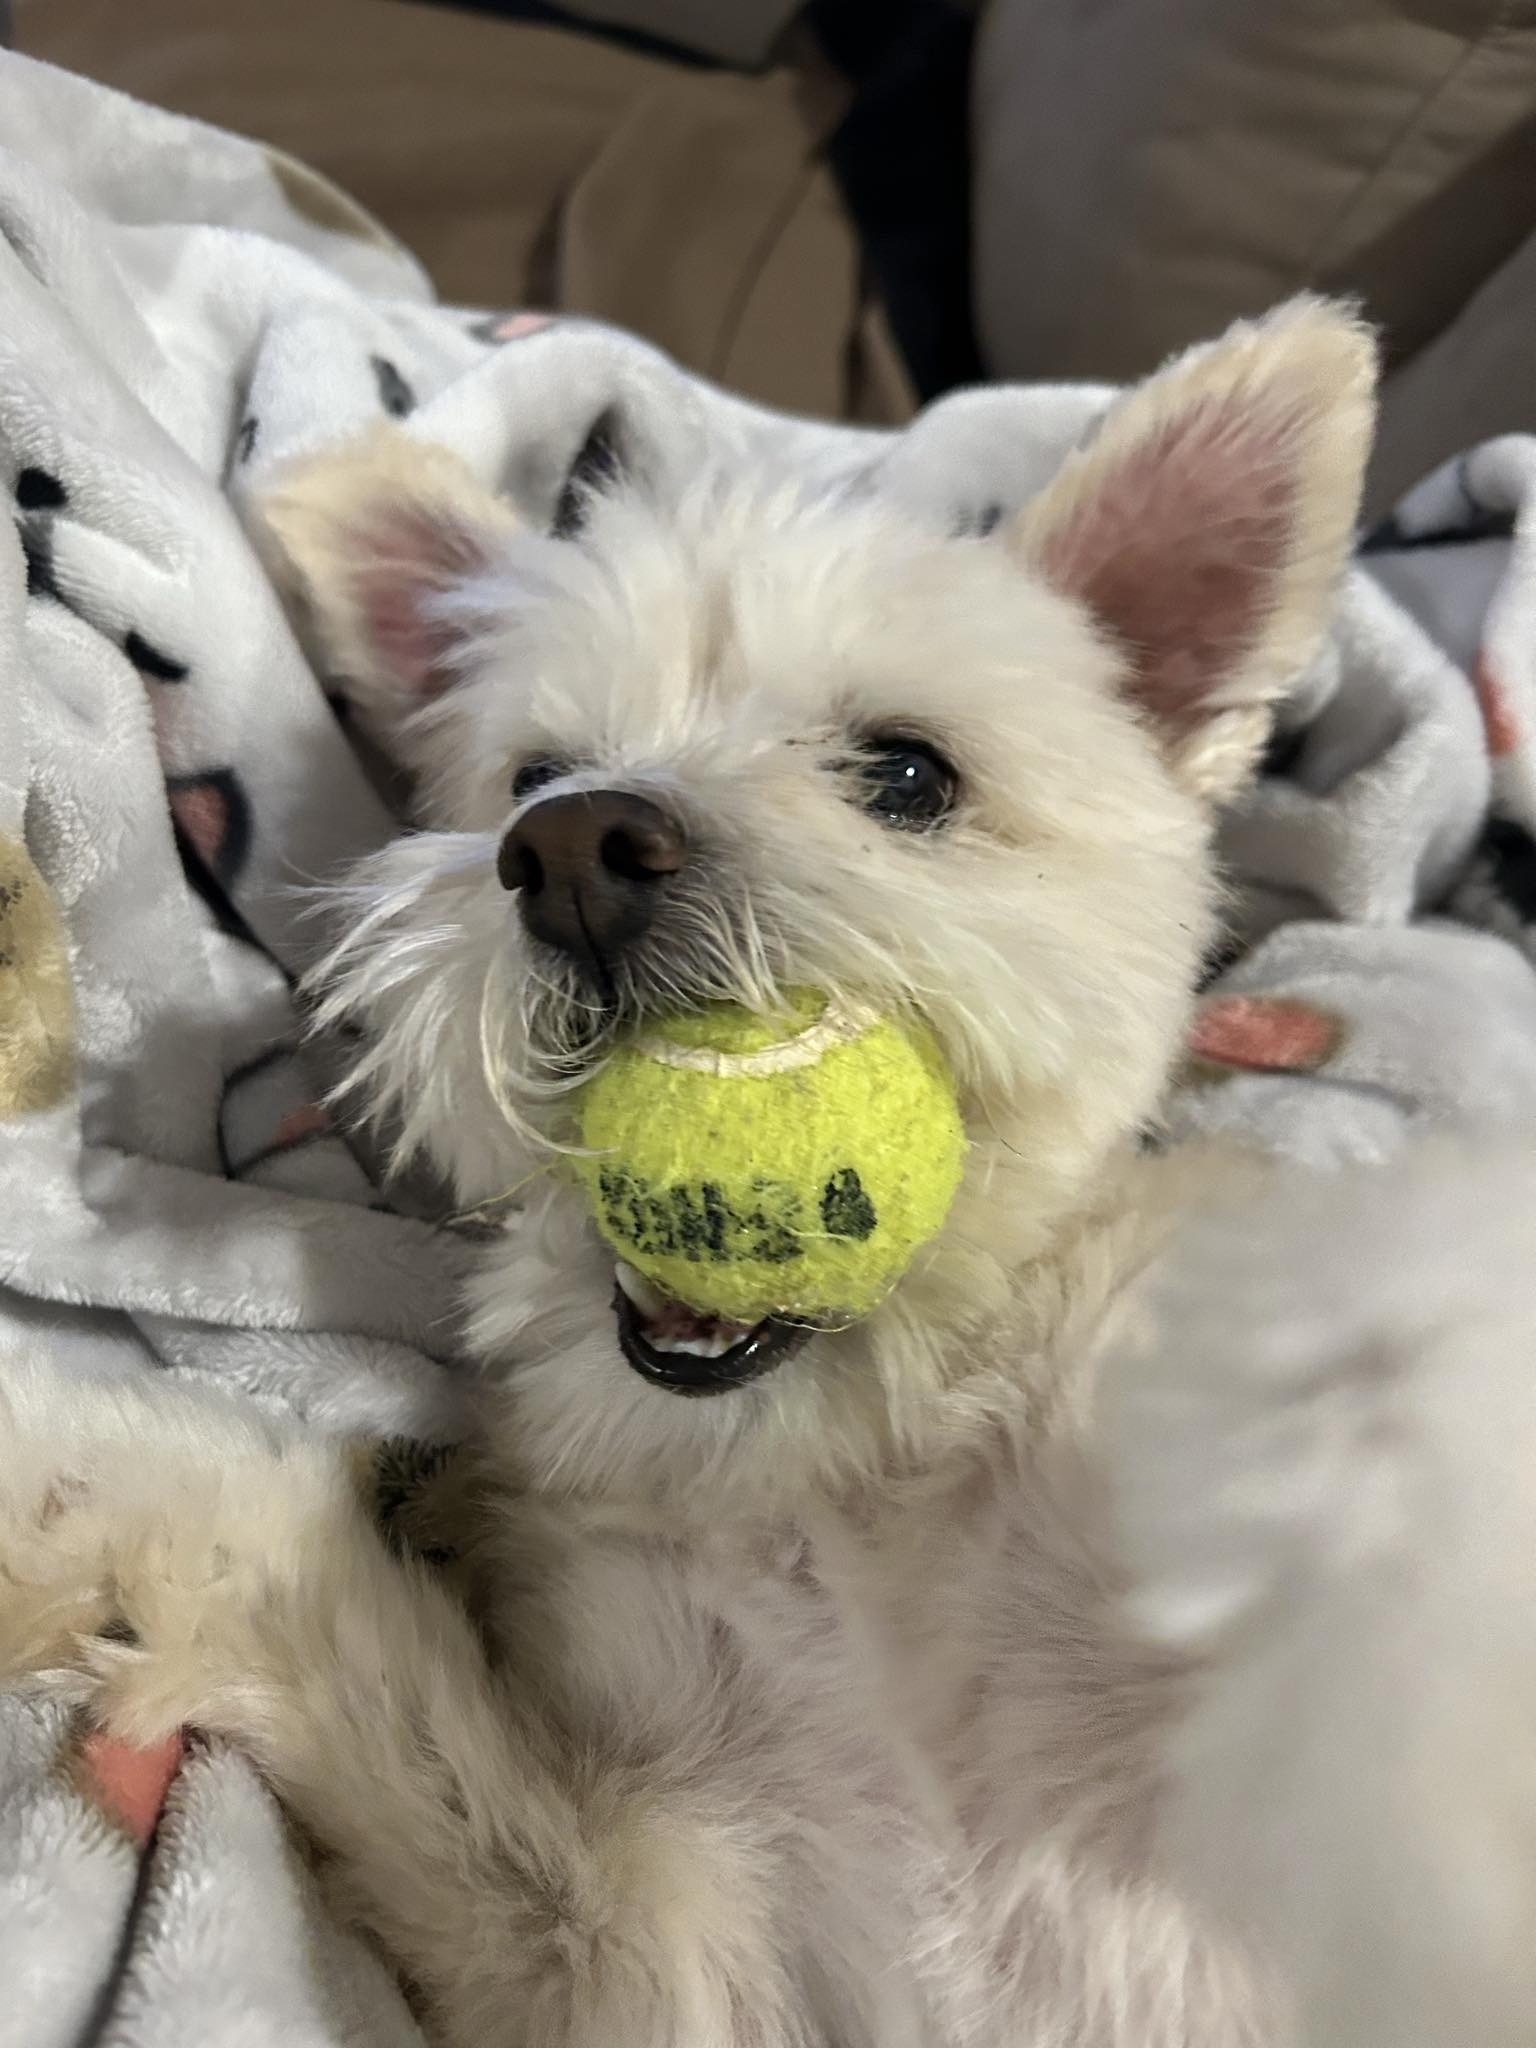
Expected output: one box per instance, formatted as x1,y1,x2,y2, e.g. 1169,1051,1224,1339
613,1264,811,1395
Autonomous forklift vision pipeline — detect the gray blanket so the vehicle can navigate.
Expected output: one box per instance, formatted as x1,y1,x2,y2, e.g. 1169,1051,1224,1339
5,47,1536,2046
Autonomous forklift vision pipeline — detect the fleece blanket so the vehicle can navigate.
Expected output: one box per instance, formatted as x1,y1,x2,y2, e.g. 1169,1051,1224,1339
5,47,1536,2045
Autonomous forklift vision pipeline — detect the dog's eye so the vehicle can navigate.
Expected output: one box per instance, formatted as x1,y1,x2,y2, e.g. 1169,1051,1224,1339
511,755,568,803
857,738,958,830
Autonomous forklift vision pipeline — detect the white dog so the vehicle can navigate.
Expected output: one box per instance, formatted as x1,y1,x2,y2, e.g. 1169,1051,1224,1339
6,300,1531,2047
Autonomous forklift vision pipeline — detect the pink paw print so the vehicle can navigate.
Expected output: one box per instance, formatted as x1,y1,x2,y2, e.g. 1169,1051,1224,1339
1188,995,1342,1073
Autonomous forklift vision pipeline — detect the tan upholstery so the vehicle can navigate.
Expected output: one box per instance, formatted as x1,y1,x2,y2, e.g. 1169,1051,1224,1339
15,0,913,427
555,0,802,67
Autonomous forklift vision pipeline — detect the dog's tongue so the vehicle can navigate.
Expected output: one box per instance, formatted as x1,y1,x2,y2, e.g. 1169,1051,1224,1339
616,1263,758,1357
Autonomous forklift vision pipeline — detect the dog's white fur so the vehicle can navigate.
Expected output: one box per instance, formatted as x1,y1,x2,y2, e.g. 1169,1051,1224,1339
6,300,1509,2046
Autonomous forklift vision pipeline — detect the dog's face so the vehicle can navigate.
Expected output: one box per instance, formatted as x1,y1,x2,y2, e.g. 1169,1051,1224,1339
266,301,1373,1500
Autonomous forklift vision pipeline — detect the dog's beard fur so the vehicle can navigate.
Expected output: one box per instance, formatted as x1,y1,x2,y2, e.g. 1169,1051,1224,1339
274,299,1377,1506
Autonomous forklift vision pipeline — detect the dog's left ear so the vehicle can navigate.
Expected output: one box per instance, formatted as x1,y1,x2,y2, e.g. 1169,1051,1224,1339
256,426,520,732
1011,298,1376,801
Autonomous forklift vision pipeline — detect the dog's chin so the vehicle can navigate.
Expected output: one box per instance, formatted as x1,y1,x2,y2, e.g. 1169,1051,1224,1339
612,1263,814,1397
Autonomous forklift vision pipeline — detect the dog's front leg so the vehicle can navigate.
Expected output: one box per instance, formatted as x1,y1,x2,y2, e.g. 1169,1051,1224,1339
0,1359,794,2048
0,1356,583,2041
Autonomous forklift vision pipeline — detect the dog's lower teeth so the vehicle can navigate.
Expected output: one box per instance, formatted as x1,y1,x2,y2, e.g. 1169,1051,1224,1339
646,1329,745,1360
616,1261,759,1358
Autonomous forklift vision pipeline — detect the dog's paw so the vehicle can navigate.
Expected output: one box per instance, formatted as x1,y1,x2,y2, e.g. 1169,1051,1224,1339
0,1358,335,1736
0,1369,130,1675
0,1471,122,1684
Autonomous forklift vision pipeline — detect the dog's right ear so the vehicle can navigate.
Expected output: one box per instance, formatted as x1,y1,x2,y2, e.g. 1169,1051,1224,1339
257,426,520,726
1010,298,1376,804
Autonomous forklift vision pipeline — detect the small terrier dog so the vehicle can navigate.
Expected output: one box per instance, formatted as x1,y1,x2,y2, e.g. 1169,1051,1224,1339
7,299,1494,2047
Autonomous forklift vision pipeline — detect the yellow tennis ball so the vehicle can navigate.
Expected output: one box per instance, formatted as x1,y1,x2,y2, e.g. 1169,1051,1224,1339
573,991,967,1325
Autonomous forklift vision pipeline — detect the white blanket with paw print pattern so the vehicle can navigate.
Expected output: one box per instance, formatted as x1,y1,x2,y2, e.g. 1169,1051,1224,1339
4,47,1536,2048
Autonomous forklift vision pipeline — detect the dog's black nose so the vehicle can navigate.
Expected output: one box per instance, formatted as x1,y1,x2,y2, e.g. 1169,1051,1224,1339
498,790,686,974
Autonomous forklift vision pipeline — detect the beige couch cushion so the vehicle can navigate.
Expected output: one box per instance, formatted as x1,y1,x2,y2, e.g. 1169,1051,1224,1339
556,0,802,66
17,0,913,426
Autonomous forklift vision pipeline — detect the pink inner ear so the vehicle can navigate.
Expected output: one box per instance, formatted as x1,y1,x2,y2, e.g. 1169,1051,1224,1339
353,503,488,699
361,577,460,698
1038,398,1299,732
